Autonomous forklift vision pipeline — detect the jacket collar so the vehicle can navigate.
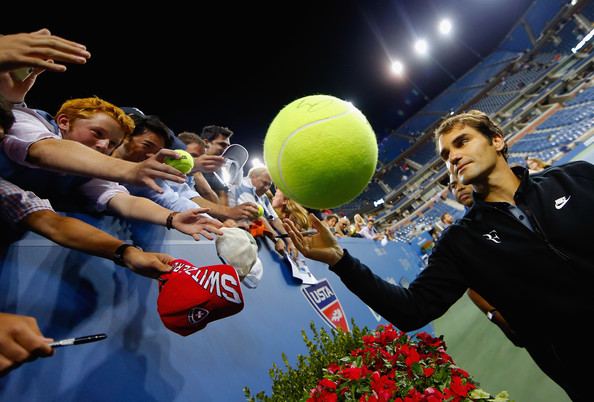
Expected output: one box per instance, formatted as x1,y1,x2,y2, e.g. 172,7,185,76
467,165,531,211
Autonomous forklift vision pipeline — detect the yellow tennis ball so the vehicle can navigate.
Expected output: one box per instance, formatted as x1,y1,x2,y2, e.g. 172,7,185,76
256,204,264,217
264,95,378,209
164,149,194,174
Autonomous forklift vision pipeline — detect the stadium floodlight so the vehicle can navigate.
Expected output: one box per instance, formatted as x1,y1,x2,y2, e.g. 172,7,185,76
439,19,452,35
391,60,404,74
374,198,385,207
251,157,265,168
414,39,428,54
389,59,430,101
572,26,594,53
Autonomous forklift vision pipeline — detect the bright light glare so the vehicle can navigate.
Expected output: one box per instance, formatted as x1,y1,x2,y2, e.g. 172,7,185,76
439,19,452,34
251,157,265,168
391,60,404,74
572,26,594,53
414,39,428,54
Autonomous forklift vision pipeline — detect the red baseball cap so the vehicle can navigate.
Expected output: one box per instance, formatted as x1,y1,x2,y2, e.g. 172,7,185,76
157,259,244,336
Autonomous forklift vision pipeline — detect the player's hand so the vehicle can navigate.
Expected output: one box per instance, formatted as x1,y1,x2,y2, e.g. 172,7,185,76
126,149,187,193
172,208,224,241
284,214,344,266
122,247,174,279
0,313,55,377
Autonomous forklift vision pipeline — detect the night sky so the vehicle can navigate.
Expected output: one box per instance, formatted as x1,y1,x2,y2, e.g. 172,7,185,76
6,0,534,163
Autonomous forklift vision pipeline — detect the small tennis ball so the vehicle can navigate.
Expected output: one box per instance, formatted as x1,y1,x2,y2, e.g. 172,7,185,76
255,204,264,217
164,149,194,174
264,95,378,209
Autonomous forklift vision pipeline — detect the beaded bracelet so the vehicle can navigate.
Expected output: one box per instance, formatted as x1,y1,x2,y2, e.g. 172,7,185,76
166,211,179,230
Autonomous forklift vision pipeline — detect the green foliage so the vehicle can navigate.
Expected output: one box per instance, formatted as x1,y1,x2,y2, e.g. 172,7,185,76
244,320,512,401
244,319,371,401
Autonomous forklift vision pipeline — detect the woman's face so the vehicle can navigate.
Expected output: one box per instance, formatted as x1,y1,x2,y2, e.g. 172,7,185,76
527,159,539,170
272,190,287,209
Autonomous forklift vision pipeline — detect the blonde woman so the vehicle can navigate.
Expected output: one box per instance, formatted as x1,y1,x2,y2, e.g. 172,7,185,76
353,214,365,233
271,189,311,231
526,157,550,173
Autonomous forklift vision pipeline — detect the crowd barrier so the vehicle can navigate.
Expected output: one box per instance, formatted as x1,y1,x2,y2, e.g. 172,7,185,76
0,214,433,401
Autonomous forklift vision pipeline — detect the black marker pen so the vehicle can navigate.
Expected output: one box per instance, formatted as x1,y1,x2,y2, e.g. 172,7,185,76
48,334,107,348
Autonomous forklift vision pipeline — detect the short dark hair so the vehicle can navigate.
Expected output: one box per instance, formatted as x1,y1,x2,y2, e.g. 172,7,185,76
130,114,173,149
0,94,15,133
434,110,508,160
178,131,208,147
200,125,233,142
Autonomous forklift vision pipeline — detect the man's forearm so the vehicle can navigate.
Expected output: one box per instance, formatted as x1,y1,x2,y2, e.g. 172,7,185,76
192,173,219,203
107,193,168,226
191,196,229,219
23,210,123,259
27,138,132,183
271,218,290,237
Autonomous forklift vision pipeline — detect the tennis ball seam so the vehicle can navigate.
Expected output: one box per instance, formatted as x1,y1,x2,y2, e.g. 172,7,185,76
276,106,356,205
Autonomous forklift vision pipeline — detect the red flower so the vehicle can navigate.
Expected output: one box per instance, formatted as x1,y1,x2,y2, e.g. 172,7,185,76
403,388,421,402
452,367,470,378
341,366,364,380
302,327,492,402
309,384,338,402
327,363,340,375
402,345,420,367
360,394,377,402
424,387,447,401
320,378,337,390
370,371,397,394
446,375,475,398
415,332,443,348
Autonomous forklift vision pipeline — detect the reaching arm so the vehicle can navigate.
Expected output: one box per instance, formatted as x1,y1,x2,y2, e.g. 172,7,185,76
0,28,90,74
26,139,186,193
107,193,223,241
283,213,343,266
270,217,298,260
0,313,54,376
191,196,259,221
191,172,220,203
22,210,174,278
466,289,522,346
284,214,466,331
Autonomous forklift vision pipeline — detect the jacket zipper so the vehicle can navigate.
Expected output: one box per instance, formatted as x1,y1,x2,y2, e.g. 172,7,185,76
484,203,571,261
523,208,571,261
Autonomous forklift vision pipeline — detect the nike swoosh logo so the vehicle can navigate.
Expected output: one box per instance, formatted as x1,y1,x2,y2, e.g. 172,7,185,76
555,195,571,209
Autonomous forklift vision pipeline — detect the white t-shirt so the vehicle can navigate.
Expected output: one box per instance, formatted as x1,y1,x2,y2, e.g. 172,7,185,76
2,107,128,211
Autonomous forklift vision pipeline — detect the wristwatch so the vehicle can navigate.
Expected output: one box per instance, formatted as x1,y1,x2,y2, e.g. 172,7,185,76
113,244,142,267
487,308,498,321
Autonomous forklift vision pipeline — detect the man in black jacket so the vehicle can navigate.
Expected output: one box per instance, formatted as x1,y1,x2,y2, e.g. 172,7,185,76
284,110,594,401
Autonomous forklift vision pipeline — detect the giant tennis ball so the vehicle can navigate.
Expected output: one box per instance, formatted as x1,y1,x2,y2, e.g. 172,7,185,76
164,149,194,174
264,95,378,209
